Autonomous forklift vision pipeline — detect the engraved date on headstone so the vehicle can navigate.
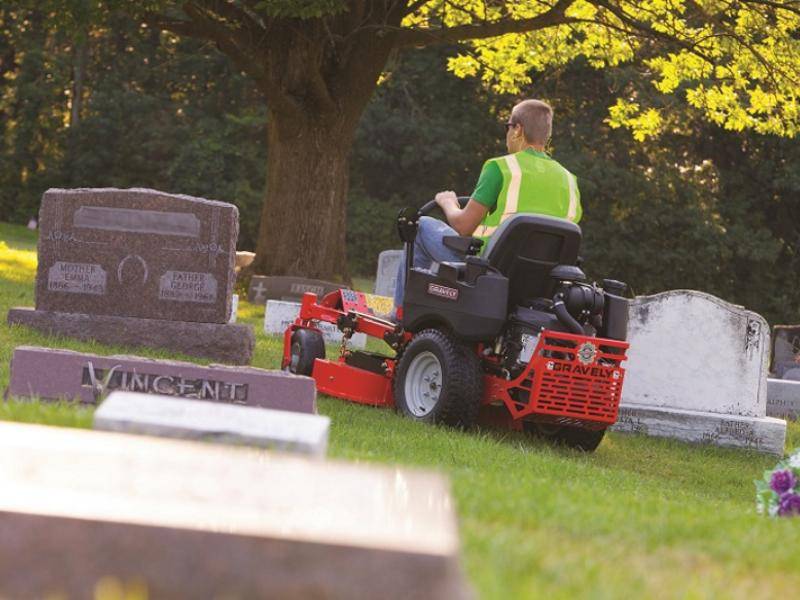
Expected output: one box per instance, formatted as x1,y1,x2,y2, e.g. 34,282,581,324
47,262,107,295
159,271,217,303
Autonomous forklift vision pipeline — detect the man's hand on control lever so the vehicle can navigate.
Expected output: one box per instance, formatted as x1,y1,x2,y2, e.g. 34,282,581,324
434,190,459,212
433,190,488,237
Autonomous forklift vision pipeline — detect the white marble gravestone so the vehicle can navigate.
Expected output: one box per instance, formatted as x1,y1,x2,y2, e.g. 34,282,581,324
95,392,330,456
264,300,367,349
610,290,786,454
374,250,403,298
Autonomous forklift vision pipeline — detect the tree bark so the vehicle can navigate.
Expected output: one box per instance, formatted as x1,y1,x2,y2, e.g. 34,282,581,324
250,111,358,282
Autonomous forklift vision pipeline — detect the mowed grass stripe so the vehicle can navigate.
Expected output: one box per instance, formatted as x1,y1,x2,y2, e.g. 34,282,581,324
1,221,799,599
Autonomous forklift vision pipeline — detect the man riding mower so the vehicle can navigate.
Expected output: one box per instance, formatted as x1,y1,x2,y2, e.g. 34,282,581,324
283,197,630,451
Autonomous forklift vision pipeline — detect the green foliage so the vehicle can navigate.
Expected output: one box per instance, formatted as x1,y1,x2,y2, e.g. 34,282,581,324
0,4,267,248
423,1,800,138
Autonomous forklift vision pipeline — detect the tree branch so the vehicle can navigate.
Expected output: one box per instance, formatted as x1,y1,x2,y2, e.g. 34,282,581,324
393,0,577,47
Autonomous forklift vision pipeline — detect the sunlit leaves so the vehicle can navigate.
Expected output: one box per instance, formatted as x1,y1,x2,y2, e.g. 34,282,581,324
403,0,800,138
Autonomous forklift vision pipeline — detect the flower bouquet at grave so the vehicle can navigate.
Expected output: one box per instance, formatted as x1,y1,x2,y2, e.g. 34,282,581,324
755,448,800,517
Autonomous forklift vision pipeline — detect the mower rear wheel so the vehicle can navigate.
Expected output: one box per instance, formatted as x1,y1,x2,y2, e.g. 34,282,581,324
288,328,325,376
524,422,606,452
394,329,482,428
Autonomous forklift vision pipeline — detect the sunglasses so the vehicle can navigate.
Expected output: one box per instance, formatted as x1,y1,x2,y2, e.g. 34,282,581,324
503,121,517,131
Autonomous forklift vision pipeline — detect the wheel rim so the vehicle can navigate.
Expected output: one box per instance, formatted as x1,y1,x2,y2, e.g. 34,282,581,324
404,351,443,417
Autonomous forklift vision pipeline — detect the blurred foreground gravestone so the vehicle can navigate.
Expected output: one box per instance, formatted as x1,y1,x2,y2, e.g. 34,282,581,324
7,188,254,364
247,275,342,305
5,346,316,413
0,422,469,599
611,290,786,454
374,249,403,297
94,392,330,456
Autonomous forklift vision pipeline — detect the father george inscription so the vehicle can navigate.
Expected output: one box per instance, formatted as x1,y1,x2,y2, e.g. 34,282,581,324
35,188,237,323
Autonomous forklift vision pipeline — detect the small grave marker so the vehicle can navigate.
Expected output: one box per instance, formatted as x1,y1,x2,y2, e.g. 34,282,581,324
264,300,367,349
94,392,330,456
374,249,403,297
5,346,316,412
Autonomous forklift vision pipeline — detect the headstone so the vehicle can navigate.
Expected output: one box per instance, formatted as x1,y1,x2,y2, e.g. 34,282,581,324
229,293,239,323
6,346,316,413
26,217,37,230
248,275,342,305
95,392,330,455
34,188,237,323
771,325,800,379
7,188,255,364
610,290,786,454
7,308,254,364
0,422,469,599
766,378,800,419
374,249,403,297
265,300,368,349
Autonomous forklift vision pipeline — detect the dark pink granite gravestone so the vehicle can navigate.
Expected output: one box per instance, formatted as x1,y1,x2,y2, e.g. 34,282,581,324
6,346,316,413
7,188,254,363
35,188,237,323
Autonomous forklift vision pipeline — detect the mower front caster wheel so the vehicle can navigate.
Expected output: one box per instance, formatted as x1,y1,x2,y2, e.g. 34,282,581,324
288,329,325,376
394,328,482,428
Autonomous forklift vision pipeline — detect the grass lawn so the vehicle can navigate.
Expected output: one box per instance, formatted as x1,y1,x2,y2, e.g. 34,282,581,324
2,221,799,598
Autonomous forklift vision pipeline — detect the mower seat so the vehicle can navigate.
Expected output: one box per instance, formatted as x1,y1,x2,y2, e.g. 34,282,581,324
483,214,581,308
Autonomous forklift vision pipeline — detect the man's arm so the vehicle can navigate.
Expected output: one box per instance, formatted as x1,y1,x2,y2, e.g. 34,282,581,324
435,192,489,236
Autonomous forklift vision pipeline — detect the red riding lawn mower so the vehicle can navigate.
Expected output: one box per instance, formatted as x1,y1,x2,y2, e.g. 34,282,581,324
283,199,631,451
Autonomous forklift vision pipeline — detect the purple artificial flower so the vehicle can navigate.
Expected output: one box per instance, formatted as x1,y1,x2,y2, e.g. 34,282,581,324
778,493,800,517
770,469,797,494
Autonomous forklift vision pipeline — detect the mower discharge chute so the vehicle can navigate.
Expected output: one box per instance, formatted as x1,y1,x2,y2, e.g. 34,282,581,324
282,198,630,451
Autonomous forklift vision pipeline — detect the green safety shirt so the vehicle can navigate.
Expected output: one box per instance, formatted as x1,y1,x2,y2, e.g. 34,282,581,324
470,148,582,243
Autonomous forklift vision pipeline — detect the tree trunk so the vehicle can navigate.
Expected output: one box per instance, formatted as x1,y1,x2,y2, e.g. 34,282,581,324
250,111,358,283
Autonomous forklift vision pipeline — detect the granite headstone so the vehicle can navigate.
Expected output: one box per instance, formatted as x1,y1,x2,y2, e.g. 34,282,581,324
374,249,403,297
5,346,316,412
94,392,330,455
7,188,255,364
0,422,469,599
771,325,800,379
34,188,237,323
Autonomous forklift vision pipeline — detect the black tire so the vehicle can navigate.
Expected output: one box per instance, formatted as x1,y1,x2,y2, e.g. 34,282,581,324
393,328,483,428
524,422,606,452
288,329,325,376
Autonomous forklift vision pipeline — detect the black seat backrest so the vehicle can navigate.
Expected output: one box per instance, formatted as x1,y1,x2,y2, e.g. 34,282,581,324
483,214,581,307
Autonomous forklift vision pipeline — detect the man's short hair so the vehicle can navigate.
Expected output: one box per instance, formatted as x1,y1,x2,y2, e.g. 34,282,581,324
512,99,553,145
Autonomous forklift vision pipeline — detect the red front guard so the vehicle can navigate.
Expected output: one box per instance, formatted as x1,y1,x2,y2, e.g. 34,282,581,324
283,290,629,430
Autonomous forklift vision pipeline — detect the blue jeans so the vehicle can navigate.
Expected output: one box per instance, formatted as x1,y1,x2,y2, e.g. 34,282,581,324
393,216,465,311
